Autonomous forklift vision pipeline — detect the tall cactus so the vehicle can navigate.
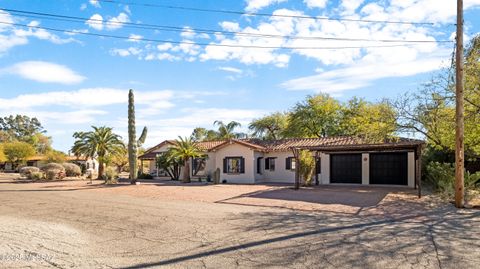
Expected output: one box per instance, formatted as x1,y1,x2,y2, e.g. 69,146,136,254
128,89,148,184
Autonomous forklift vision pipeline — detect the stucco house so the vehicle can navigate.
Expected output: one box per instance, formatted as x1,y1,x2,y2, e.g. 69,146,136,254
139,137,424,188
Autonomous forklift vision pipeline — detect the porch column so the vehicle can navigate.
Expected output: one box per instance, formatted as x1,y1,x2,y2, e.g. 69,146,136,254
361,153,369,185
408,152,415,188
320,153,330,184
314,151,320,185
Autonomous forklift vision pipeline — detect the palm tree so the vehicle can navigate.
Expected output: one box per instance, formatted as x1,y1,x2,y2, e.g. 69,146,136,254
170,136,203,183
213,120,242,139
71,126,124,180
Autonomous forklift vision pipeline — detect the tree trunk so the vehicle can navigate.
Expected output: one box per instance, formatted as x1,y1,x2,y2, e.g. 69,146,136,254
182,158,191,183
98,161,105,180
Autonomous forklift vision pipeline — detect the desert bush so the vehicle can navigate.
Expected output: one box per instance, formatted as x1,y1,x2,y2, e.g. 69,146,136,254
41,163,65,172
62,163,82,177
104,166,118,180
30,171,44,180
44,169,61,180
426,162,480,201
19,166,40,178
104,167,118,184
41,163,66,180
298,150,315,186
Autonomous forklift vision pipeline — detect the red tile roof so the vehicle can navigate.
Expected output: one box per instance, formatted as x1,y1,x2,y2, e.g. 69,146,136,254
140,137,424,159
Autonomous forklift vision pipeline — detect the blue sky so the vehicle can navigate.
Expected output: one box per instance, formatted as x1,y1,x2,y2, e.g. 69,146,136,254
0,0,479,152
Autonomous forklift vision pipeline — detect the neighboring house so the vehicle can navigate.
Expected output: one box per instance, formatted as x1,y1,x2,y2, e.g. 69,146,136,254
139,137,424,188
1,155,99,172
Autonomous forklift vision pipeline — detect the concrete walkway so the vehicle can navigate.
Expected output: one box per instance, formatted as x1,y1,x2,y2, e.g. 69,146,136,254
0,177,479,268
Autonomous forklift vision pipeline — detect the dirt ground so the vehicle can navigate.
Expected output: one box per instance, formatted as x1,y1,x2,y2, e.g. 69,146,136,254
0,175,479,268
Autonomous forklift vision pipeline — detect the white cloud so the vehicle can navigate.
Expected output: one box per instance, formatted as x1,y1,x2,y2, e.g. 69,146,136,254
282,46,451,93
157,43,173,51
0,11,75,54
220,21,240,32
340,0,364,14
0,89,227,116
128,34,143,42
110,48,131,57
86,12,130,31
86,14,103,30
89,0,101,8
180,26,196,39
80,3,87,10
106,12,129,30
218,66,243,74
136,107,267,147
3,61,86,84
245,0,287,12
303,0,327,9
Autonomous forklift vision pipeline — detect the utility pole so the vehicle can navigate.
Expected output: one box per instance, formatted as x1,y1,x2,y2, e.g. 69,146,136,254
455,0,465,208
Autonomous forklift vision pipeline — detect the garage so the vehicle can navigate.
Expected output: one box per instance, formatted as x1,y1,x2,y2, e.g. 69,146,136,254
330,154,362,184
369,152,408,185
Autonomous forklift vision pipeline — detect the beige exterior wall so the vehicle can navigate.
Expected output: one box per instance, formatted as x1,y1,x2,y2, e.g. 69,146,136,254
262,151,296,183
203,152,216,178
213,143,255,184
142,140,417,188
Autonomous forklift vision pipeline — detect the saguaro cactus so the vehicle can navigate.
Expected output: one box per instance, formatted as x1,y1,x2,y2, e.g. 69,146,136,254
128,89,148,184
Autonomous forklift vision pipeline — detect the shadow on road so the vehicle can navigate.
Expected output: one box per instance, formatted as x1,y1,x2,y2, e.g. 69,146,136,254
120,208,479,269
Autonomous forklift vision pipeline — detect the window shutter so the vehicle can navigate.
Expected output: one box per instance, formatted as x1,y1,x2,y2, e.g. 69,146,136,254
316,158,321,174
265,158,270,170
240,157,245,173
257,158,261,174
286,157,291,170
223,158,227,173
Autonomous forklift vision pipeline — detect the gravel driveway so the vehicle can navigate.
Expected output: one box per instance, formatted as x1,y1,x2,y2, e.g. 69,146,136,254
0,177,479,268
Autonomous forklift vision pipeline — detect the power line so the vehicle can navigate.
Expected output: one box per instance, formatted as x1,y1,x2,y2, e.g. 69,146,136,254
1,8,453,44
0,21,436,50
96,0,439,26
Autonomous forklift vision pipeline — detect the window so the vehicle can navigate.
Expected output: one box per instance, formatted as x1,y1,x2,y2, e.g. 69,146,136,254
223,157,245,174
256,157,263,174
265,157,276,171
285,157,296,171
192,157,206,176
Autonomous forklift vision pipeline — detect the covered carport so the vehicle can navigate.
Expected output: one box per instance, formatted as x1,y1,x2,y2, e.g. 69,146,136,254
292,138,425,197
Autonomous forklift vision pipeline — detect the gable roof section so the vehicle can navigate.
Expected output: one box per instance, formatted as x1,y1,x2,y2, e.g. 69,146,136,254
209,139,267,152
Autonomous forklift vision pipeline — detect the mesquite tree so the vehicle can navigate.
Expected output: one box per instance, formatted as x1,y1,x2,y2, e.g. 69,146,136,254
128,89,147,184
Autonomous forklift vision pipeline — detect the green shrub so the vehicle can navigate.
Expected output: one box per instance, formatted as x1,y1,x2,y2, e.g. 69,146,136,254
426,162,480,201
62,163,82,177
19,166,40,178
30,171,44,180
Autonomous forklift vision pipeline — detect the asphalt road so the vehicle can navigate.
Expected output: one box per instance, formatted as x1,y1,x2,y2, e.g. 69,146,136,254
0,180,479,269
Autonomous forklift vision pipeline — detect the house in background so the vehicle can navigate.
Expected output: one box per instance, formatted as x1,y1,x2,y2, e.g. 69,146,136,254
1,155,99,172
139,137,424,188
